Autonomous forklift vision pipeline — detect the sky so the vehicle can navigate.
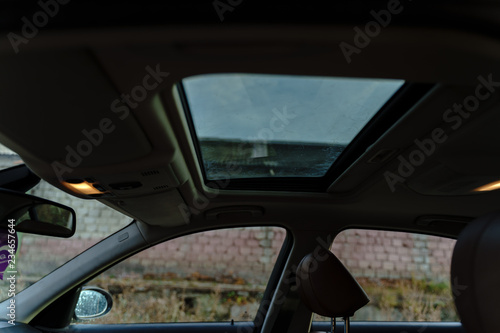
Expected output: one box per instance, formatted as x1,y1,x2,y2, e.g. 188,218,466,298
183,74,404,145
0,144,17,156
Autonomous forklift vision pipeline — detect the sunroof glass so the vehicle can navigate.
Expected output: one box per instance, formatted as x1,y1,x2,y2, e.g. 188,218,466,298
182,74,404,180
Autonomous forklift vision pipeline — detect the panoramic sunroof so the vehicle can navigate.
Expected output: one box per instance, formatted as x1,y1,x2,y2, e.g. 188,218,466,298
182,74,404,181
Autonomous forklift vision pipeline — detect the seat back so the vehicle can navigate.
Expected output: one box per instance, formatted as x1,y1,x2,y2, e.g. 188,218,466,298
296,247,369,318
451,211,500,333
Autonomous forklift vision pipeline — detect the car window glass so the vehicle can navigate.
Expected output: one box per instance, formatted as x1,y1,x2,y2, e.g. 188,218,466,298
313,229,458,322
74,226,287,323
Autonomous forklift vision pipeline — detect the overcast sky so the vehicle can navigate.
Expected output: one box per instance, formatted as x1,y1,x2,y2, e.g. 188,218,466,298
0,143,16,155
183,74,404,145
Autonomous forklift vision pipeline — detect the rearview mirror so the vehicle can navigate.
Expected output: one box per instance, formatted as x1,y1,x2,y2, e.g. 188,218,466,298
0,189,76,238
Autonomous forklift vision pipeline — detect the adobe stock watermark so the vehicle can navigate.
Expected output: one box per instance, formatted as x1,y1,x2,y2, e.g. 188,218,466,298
51,64,169,181
212,0,243,21
384,74,500,192
6,219,17,325
7,0,70,54
177,106,297,223
339,0,410,64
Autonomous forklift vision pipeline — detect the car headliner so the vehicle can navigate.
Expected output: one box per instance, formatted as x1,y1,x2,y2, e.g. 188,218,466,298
0,1,500,242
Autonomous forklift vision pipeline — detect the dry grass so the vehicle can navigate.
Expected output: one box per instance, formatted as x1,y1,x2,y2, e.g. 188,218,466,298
103,288,224,323
313,278,458,322
75,275,262,324
357,278,457,321
76,277,458,324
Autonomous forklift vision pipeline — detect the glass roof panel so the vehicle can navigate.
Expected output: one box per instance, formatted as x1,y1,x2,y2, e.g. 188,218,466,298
182,74,404,180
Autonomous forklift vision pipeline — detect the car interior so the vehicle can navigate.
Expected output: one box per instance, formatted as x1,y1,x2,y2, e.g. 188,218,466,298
0,1,500,333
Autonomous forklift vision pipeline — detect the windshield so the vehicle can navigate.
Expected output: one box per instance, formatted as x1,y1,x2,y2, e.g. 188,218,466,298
0,143,130,302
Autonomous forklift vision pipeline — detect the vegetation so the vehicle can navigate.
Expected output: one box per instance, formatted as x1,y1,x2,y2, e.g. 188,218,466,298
314,278,458,322
75,275,458,324
76,273,263,324
368,278,458,322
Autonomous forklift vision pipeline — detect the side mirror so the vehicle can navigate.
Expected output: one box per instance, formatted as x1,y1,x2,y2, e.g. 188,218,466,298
74,287,113,320
0,188,75,238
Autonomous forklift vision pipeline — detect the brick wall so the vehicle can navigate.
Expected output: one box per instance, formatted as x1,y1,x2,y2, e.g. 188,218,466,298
106,227,286,285
333,229,456,281
1,155,456,284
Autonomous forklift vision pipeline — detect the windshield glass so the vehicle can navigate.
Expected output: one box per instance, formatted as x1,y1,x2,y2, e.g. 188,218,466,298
0,143,130,302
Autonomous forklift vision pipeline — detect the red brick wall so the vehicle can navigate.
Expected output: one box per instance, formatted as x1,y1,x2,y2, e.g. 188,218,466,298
104,227,286,285
332,229,456,280
16,228,455,285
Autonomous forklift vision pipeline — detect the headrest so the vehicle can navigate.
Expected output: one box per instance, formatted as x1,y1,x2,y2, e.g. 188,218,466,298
451,211,500,333
296,248,369,318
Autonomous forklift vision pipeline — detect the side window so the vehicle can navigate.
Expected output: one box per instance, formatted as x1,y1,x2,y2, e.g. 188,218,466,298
315,229,458,322
76,226,287,323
